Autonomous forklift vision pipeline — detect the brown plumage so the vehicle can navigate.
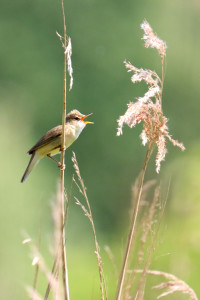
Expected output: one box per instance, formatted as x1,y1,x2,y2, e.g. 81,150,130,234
28,126,62,155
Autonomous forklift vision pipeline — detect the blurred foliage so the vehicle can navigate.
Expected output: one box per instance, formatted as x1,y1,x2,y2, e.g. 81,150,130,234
1,0,200,299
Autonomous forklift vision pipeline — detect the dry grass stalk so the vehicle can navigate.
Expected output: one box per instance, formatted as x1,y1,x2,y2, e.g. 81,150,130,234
72,152,107,300
131,179,156,215
127,183,172,300
125,185,160,300
44,185,63,300
33,225,42,295
104,245,119,280
133,186,161,300
116,20,185,300
28,245,62,300
115,143,153,300
133,180,172,300
44,183,71,300
43,184,72,300
44,253,60,300
22,230,42,300
124,178,156,298
27,287,43,300
134,270,198,300
138,186,160,266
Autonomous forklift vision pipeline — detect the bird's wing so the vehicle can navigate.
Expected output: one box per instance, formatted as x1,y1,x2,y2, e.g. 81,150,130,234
28,125,62,154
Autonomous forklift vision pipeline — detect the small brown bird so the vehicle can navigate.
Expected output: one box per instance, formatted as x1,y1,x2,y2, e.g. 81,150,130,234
21,109,93,183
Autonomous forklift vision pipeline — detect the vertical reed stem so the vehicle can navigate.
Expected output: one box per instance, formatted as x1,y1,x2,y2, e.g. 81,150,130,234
60,0,70,299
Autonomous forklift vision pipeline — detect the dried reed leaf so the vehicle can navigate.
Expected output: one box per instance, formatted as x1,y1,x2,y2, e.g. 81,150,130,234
56,32,73,91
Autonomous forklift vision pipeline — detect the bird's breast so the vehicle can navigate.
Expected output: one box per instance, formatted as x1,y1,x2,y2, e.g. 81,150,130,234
65,122,85,148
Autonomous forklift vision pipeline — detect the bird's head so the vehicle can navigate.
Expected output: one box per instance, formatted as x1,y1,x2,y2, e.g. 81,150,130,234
66,110,93,137
66,110,93,125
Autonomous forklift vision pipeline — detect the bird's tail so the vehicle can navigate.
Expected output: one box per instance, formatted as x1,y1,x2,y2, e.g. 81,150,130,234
21,152,41,183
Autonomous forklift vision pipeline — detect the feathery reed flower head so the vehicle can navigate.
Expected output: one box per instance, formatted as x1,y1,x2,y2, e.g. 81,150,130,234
141,20,167,59
117,20,185,173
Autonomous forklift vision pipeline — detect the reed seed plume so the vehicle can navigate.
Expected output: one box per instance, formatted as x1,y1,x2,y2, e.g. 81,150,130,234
141,20,167,59
133,270,198,300
117,20,185,173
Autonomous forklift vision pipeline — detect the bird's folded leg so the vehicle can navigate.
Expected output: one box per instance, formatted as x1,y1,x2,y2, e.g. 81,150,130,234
47,154,61,167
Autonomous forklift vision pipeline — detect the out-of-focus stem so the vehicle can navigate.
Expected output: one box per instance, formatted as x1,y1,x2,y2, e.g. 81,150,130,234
115,143,153,300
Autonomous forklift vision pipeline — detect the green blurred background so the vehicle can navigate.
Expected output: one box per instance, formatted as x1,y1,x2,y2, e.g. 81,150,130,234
1,0,200,299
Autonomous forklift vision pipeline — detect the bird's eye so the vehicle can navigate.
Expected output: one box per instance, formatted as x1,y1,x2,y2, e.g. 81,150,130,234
75,117,80,121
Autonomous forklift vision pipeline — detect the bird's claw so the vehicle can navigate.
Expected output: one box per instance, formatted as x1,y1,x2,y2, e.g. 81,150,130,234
60,146,66,152
59,163,65,171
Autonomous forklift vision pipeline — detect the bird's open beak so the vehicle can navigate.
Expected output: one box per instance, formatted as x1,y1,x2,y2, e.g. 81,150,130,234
81,113,94,124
